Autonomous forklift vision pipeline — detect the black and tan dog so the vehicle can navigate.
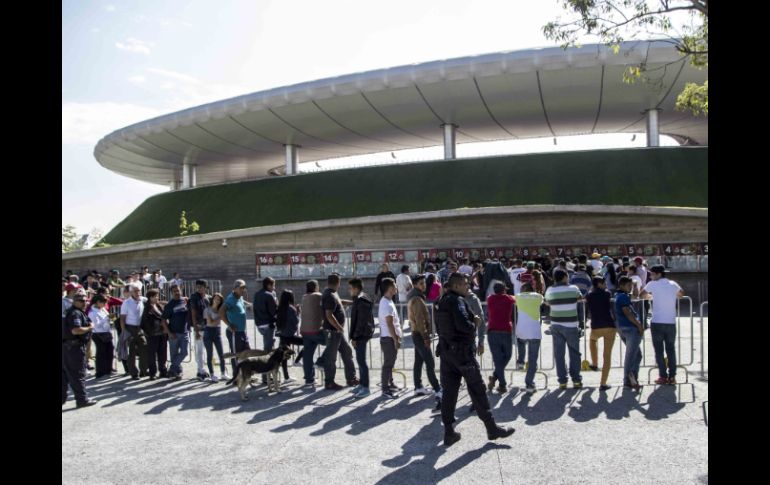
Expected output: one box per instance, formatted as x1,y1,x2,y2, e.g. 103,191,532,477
225,345,295,400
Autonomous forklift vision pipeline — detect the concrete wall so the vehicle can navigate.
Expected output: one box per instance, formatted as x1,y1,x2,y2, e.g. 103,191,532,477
63,206,707,303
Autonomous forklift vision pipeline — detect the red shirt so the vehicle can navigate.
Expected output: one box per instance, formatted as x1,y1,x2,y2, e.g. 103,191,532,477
486,293,515,333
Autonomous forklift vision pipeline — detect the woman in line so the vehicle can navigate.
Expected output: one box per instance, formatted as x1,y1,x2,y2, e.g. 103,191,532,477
203,293,228,382
276,290,304,382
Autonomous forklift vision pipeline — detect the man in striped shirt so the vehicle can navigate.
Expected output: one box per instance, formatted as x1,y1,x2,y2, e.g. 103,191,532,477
545,269,585,389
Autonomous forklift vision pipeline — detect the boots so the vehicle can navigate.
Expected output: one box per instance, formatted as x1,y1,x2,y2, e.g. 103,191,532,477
443,425,461,447
485,420,515,441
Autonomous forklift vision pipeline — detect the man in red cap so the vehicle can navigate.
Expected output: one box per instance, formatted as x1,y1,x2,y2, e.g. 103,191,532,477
62,283,81,318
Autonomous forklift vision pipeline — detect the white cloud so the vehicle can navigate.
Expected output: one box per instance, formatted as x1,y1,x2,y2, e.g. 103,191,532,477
61,102,165,146
128,75,146,84
104,5,115,12
91,27,100,33
115,38,153,55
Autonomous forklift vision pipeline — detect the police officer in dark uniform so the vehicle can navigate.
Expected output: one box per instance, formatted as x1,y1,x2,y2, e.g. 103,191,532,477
435,272,514,446
62,292,97,408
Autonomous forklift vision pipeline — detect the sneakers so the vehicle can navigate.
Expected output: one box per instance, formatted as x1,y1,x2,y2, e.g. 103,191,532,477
350,385,362,394
354,387,371,398
487,375,497,392
655,377,668,385
382,390,397,399
525,386,536,394
486,424,515,441
210,374,220,383
303,380,317,388
324,382,344,391
495,384,507,394
588,365,599,372
347,378,360,387
221,372,230,381
414,387,432,396
573,381,583,389
599,384,612,391
197,372,207,382
389,382,403,392
558,383,567,390
284,377,296,384
444,429,461,447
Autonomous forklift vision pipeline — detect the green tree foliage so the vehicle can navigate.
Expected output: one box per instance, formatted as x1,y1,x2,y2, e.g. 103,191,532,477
543,1,707,116
62,225,81,253
179,210,200,236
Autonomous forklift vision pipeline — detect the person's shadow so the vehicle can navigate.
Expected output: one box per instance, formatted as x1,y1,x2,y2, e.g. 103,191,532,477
376,418,510,485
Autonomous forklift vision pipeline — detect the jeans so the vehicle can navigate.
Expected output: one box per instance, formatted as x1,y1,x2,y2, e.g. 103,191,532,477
324,330,356,385
619,326,643,385
225,329,250,375
551,325,582,384
257,324,275,351
651,323,677,378
487,331,513,387
168,332,190,376
203,327,226,375
521,339,541,388
302,333,326,383
412,333,440,391
380,336,397,390
589,327,617,385
354,338,370,388
194,332,206,374
126,325,148,378
515,336,527,365
278,335,304,379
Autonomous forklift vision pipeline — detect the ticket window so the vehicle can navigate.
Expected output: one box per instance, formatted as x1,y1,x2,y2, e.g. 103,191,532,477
665,256,700,272
699,255,708,272
323,252,355,277
356,251,386,277
259,265,291,279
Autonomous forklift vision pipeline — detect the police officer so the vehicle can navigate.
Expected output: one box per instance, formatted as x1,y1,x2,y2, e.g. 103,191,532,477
62,291,97,408
435,272,514,446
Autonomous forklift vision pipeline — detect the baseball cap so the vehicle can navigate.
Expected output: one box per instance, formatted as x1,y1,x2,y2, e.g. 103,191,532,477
634,256,644,263
650,265,666,274
526,261,535,269
600,255,611,261
591,252,601,258
64,283,81,292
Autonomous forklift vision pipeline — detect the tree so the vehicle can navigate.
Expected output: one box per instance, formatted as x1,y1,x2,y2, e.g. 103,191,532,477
62,225,81,252
179,211,200,236
543,1,707,116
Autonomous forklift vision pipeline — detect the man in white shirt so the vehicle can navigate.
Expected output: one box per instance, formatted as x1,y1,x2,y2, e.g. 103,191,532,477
156,269,167,286
508,259,527,295
589,253,604,274
378,278,402,399
640,265,684,385
120,283,148,380
395,265,413,304
458,258,474,276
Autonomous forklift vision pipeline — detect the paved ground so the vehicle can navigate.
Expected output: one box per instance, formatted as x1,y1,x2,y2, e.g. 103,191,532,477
62,317,708,485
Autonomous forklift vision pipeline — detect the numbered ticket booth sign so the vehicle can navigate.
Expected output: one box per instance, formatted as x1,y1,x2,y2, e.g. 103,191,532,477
256,254,291,279
355,251,385,276
324,252,354,277
403,250,421,274
485,248,505,260
453,248,470,261
290,253,324,278
625,244,643,257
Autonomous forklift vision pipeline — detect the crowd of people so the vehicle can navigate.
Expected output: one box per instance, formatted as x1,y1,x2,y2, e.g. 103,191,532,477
63,253,684,446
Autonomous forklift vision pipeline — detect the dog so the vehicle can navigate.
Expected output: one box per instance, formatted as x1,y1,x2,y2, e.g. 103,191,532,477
223,348,272,364
225,345,295,400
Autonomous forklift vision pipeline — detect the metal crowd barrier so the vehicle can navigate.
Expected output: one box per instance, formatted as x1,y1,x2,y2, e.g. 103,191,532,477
700,301,708,377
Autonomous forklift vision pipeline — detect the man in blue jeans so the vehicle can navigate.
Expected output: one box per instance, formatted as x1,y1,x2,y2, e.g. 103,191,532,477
348,278,374,398
220,279,251,378
407,275,442,407
161,284,191,381
615,276,645,390
544,269,584,389
253,277,278,384
300,280,324,386
640,265,685,385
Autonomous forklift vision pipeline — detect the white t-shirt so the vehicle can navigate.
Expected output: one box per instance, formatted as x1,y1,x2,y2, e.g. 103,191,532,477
509,268,527,295
89,307,112,333
636,266,648,285
378,296,402,338
516,292,544,340
589,259,604,273
157,275,167,285
120,296,147,326
396,273,413,302
169,278,183,287
643,278,682,324
630,275,644,296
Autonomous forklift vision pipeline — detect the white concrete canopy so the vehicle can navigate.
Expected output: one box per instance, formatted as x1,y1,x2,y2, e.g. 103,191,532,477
94,40,708,187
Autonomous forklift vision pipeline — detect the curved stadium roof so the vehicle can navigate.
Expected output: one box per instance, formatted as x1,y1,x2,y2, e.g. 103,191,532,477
95,40,708,187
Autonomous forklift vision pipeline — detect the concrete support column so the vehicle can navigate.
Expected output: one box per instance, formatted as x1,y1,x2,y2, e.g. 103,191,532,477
182,163,196,188
284,144,299,175
442,123,457,160
645,109,661,147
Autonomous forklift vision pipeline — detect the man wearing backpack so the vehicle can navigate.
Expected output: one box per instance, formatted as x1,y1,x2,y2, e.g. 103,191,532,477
348,278,374,398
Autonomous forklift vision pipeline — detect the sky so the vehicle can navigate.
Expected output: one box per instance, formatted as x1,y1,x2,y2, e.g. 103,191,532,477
62,0,680,237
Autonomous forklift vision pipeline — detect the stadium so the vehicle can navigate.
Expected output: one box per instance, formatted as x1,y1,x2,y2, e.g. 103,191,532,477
61,40,707,301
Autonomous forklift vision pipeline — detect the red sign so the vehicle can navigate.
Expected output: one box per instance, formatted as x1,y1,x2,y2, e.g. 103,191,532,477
429,249,452,260
256,254,289,266
453,248,470,260
554,247,567,258
354,251,372,263
386,250,405,262
517,247,532,259
418,249,431,261
485,247,505,259
321,252,340,264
